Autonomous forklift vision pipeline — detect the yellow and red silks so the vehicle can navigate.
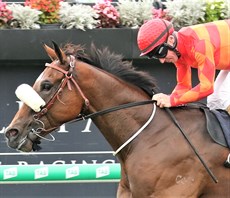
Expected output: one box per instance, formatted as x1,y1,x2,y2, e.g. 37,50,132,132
170,19,230,106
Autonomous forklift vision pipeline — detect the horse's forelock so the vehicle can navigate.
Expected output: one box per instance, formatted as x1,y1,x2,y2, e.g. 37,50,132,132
62,43,91,62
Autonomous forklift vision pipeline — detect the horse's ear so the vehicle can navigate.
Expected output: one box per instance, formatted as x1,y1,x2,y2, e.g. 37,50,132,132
52,41,67,65
43,43,57,61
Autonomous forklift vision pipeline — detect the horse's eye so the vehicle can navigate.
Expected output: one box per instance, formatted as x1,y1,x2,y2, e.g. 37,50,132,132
41,82,52,91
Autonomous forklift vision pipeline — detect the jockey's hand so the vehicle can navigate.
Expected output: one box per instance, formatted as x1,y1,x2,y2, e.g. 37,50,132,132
152,93,171,108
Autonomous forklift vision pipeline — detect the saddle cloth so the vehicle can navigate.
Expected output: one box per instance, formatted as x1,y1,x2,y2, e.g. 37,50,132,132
210,109,230,148
188,105,230,168
201,107,229,148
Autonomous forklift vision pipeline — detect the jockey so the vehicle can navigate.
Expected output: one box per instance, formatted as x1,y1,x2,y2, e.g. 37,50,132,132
137,19,230,114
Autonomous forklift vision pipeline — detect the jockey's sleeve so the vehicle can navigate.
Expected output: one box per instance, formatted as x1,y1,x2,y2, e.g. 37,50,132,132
170,40,216,106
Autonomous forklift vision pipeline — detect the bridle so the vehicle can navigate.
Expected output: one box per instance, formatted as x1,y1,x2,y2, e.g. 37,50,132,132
30,55,155,143
29,55,218,183
34,55,90,120
34,55,155,124
29,55,91,143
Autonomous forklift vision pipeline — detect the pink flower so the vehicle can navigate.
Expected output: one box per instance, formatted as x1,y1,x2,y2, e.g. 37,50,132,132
93,0,120,28
0,0,13,25
152,8,171,21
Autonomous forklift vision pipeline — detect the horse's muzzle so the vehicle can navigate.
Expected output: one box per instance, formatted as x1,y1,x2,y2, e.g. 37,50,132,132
5,128,39,152
5,128,20,148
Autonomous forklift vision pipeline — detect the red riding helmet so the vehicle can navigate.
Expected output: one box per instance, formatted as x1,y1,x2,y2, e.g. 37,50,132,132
137,19,174,56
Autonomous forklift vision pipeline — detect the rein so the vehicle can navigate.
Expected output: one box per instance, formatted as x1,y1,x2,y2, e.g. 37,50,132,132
30,56,90,141
70,100,155,122
113,103,156,156
32,56,155,142
31,56,218,183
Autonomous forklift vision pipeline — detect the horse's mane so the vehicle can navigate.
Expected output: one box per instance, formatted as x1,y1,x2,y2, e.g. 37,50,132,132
62,43,158,96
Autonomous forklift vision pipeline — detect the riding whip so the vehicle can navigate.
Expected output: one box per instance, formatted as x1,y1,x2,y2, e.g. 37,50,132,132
152,88,218,183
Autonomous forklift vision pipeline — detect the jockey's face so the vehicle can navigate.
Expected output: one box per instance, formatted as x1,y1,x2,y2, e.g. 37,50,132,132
159,49,179,64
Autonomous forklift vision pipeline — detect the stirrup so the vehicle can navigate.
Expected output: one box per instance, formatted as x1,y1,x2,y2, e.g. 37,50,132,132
224,153,230,168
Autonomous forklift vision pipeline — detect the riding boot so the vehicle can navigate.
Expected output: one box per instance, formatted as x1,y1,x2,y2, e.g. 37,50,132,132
226,105,230,116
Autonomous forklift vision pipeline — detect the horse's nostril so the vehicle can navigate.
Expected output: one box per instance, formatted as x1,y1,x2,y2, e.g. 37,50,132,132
6,129,19,139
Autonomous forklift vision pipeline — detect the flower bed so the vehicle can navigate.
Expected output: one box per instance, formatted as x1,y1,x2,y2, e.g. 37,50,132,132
0,0,228,30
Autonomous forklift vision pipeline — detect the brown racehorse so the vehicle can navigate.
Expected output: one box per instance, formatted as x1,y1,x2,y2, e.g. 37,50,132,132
5,42,230,197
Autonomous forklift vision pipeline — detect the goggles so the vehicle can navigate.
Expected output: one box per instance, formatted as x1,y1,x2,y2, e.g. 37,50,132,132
146,43,169,59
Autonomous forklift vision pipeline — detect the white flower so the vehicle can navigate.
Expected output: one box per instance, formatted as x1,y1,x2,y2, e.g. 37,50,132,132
117,0,154,28
59,2,99,30
163,0,206,29
7,4,41,29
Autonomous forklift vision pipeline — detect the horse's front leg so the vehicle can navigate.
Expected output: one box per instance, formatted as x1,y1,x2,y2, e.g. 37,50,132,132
116,166,132,198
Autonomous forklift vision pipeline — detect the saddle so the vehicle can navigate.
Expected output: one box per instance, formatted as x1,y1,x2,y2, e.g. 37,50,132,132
201,107,228,147
202,107,230,168
179,103,228,147
180,103,230,168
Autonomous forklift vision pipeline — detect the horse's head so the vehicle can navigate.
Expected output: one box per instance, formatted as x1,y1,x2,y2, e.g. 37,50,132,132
5,41,157,152
5,42,88,152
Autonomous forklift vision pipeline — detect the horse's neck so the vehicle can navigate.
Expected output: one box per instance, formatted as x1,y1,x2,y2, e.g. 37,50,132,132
77,63,153,152
78,62,150,110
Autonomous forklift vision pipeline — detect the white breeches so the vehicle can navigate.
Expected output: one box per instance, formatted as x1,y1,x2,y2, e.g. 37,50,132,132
207,70,230,110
